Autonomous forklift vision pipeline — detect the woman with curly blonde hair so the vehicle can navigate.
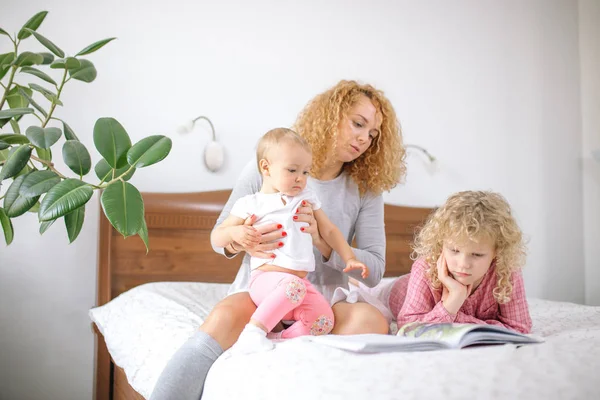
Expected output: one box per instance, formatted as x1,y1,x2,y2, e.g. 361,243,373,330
390,190,532,334
151,80,405,400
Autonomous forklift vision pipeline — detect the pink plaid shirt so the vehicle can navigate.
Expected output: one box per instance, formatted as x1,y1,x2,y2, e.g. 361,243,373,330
390,258,532,334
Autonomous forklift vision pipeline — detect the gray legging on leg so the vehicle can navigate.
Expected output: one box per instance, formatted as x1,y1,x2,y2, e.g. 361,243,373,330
149,330,223,400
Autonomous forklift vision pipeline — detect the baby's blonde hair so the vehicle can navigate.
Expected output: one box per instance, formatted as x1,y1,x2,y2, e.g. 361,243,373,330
412,191,526,304
256,127,311,171
293,80,405,195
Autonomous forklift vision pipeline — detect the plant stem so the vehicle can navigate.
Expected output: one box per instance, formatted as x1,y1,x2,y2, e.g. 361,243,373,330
41,68,68,128
30,154,67,179
32,113,44,124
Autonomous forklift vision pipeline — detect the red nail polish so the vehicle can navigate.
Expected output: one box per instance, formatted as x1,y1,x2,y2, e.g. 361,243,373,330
293,216,298,220
302,201,306,206
277,224,282,229
271,254,276,259
300,227,305,231
282,232,287,237
278,242,283,247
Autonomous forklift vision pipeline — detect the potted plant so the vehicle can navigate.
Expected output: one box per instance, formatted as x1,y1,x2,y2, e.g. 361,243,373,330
0,11,171,250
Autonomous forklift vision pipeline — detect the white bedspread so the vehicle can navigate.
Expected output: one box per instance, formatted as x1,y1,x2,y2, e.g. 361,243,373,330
89,282,600,400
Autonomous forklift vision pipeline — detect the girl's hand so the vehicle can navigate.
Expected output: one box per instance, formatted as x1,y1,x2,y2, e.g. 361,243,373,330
294,200,321,244
235,214,285,259
343,258,369,279
437,253,472,314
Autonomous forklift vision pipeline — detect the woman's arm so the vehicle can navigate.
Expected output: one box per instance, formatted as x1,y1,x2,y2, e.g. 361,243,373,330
321,193,386,287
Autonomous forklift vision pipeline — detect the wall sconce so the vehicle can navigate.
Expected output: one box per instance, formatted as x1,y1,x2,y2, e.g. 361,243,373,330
405,144,436,163
177,116,224,172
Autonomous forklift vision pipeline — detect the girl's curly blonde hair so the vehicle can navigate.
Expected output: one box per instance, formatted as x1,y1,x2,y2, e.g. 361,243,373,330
412,191,526,304
293,80,405,195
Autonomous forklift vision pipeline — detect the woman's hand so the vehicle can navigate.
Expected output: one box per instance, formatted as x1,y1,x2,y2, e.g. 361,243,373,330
437,253,472,315
343,258,369,279
295,201,333,259
234,214,285,259
294,200,321,243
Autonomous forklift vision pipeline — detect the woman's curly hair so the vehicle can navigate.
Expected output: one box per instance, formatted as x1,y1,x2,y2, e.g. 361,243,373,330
293,80,405,195
412,191,527,304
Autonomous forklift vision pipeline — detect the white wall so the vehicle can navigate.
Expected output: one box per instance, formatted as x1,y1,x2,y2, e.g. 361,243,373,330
579,0,600,306
0,0,586,398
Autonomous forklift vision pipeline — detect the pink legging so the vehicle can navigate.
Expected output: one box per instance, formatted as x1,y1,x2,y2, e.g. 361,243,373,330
249,270,334,338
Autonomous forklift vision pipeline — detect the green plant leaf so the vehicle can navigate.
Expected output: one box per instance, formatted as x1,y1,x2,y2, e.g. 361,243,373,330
23,28,65,58
38,52,54,65
0,141,8,150
28,201,40,213
9,120,21,134
127,135,172,168
0,27,10,37
0,145,32,181
0,207,14,245
62,140,91,176
0,149,8,162
0,53,14,81
20,66,57,86
0,134,30,145
19,170,60,197
38,178,93,221
39,219,55,235
76,37,117,56
13,52,44,67
50,57,80,70
3,174,40,217
101,181,144,237
138,217,149,254
29,83,62,106
68,59,97,83
15,164,31,178
94,158,135,182
25,126,62,149
62,121,79,141
65,205,85,243
35,146,52,163
18,88,47,118
93,118,131,168
17,11,48,40
6,85,32,109
0,52,15,67
0,108,34,119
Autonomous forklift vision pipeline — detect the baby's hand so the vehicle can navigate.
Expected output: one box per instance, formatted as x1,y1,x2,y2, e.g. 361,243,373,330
343,259,369,279
230,225,261,249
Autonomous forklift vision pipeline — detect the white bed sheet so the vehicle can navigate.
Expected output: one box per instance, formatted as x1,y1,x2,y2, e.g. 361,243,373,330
89,281,600,400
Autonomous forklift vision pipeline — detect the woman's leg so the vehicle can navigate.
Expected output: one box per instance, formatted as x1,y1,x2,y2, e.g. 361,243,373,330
330,301,389,335
149,292,256,400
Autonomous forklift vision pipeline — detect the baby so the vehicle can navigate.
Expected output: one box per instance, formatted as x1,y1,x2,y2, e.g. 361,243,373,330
211,127,368,354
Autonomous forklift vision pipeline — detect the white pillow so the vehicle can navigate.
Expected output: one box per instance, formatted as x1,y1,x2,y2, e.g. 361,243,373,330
89,281,230,399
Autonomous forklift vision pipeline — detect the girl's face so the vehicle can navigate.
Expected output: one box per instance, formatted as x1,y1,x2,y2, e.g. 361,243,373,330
442,235,497,289
334,96,382,163
261,142,312,197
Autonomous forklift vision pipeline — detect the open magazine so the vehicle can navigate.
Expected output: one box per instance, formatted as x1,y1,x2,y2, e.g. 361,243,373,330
302,322,542,353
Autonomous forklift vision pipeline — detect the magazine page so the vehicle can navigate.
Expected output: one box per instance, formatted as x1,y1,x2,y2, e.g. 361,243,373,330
301,333,450,353
397,322,543,348
397,322,478,348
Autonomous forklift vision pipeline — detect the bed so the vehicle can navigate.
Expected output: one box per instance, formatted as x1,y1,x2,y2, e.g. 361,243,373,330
90,190,600,400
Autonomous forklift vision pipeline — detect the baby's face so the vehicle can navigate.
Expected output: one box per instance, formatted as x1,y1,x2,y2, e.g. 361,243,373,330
267,142,312,196
442,235,497,289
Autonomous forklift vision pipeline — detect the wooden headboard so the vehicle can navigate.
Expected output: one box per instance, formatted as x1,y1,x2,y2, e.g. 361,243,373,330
97,190,434,305
94,190,433,400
